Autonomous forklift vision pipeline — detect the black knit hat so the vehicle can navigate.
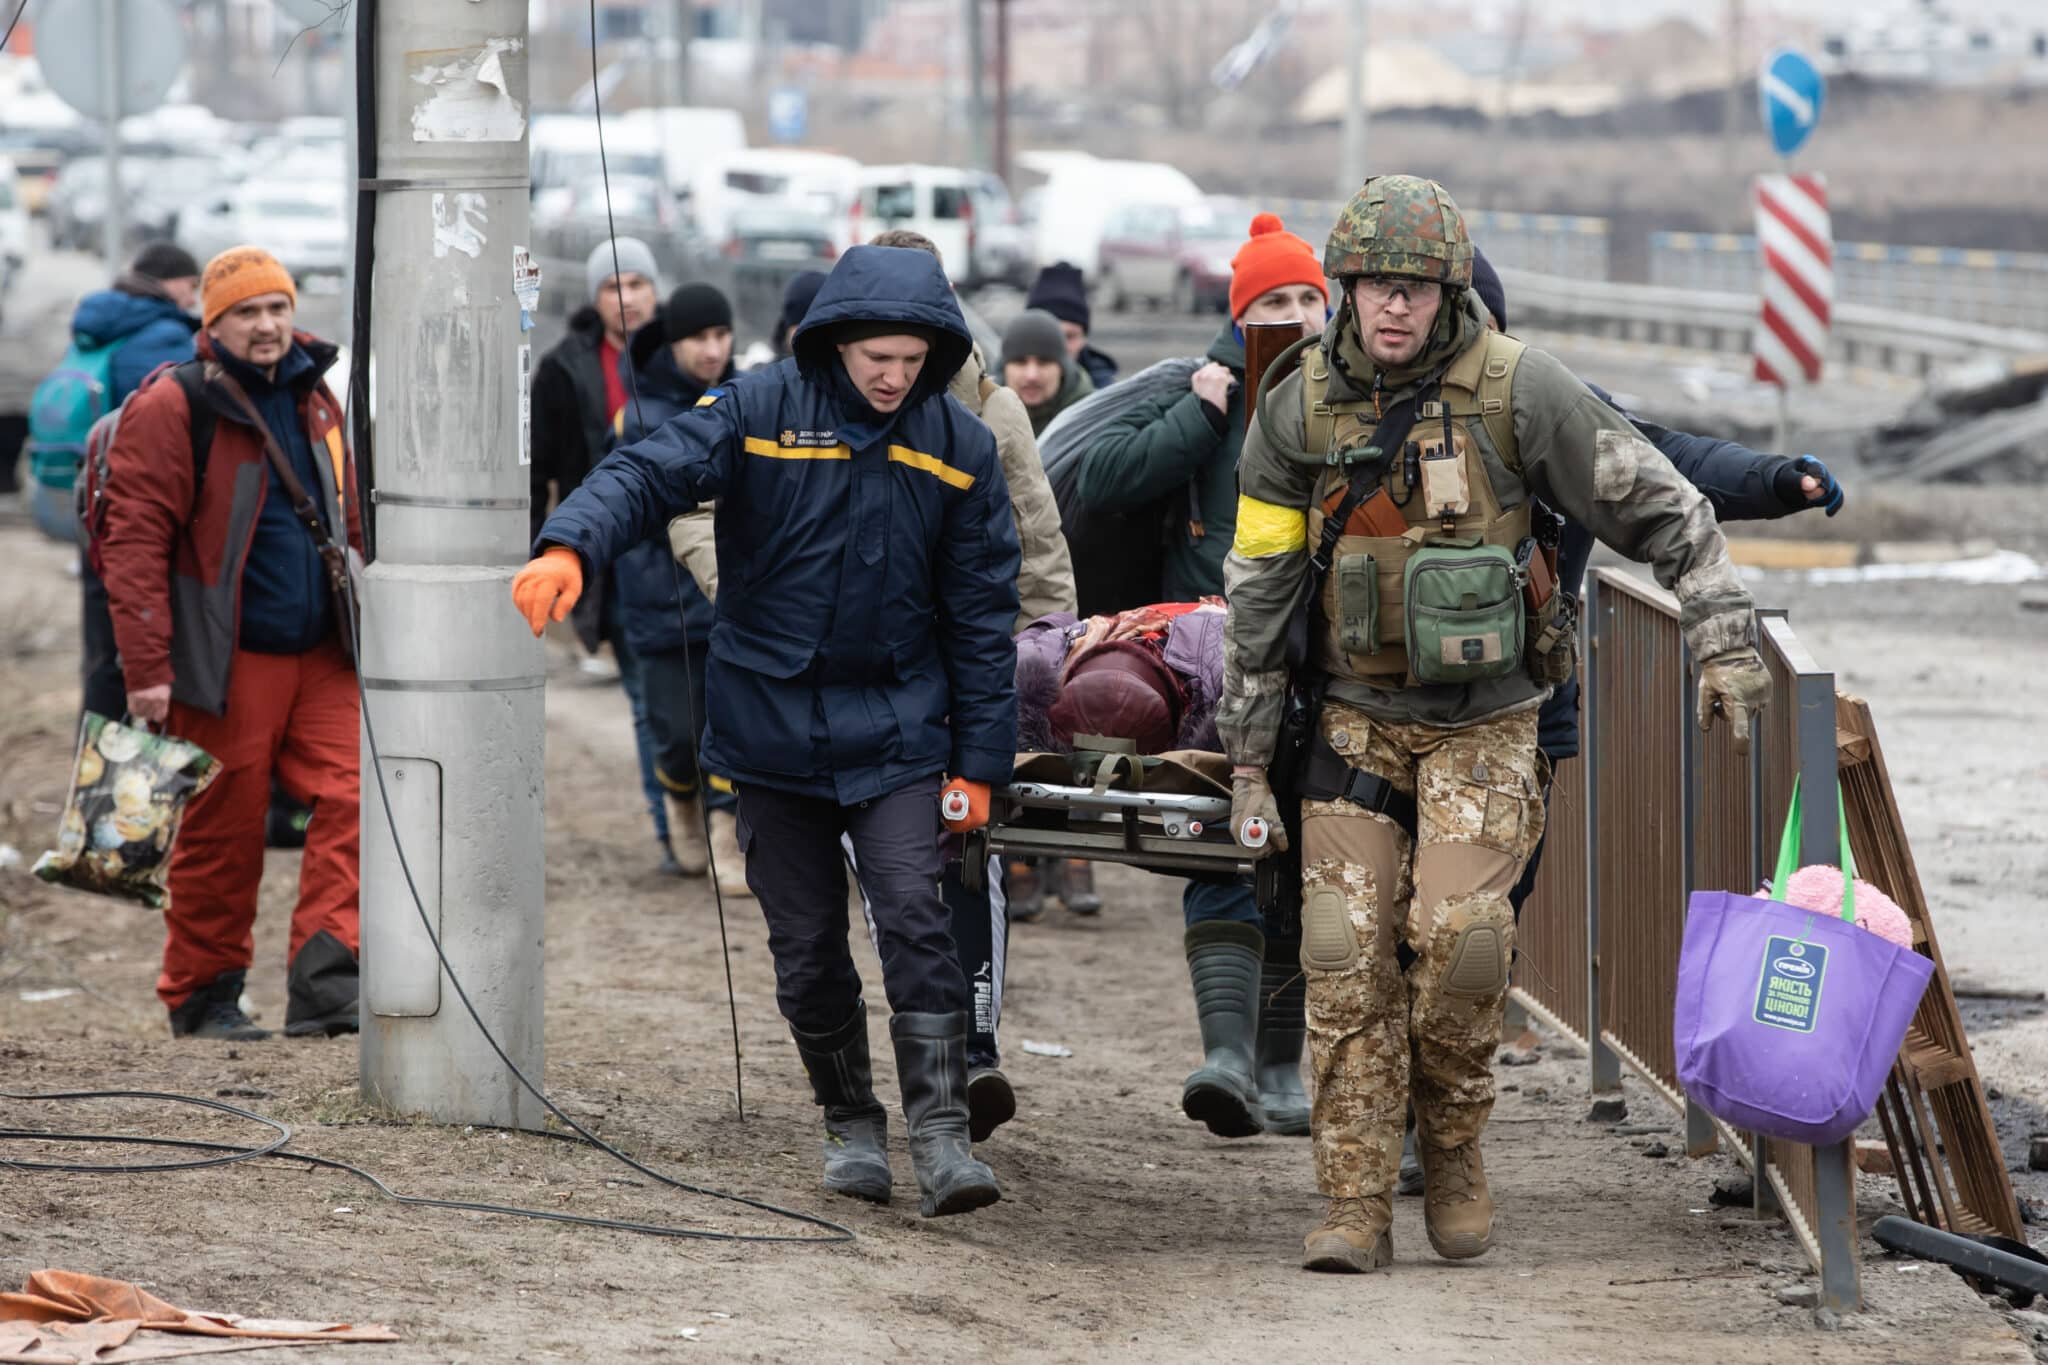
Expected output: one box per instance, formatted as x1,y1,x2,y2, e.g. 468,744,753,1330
662,282,734,343
1470,249,1507,332
778,270,827,338
1000,309,1067,367
1026,262,1090,333
132,241,201,282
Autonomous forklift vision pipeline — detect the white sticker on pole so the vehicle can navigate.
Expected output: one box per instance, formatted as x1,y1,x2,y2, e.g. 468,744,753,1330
513,246,541,332
518,343,532,467
1751,173,1833,389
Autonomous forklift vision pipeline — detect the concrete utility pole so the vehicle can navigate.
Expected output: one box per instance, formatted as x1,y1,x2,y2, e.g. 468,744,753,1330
357,0,545,1129
993,0,1011,188
1339,0,1368,196
98,0,124,268
966,0,987,174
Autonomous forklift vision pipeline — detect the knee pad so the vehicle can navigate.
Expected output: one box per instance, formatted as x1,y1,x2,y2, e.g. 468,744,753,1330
1435,895,1515,1000
1301,883,1360,973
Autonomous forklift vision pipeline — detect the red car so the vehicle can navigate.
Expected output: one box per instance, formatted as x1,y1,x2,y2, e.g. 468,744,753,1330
1096,197,1247,314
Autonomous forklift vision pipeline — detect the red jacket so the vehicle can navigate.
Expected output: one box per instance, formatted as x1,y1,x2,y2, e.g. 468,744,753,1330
100,330,363,716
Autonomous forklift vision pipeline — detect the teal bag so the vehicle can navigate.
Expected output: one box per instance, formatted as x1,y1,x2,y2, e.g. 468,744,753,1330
27,334,123,492
1403,542,1523,684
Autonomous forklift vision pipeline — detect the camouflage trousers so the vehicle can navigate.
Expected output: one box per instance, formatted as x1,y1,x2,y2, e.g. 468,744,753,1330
1299,701,1547,1200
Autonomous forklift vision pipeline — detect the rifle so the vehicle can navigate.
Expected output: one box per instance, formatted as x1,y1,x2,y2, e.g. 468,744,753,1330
1242,321,1305,422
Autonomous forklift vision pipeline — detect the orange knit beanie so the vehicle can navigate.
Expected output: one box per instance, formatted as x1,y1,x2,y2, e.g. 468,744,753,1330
200,246,297,327
1228,213,1328,321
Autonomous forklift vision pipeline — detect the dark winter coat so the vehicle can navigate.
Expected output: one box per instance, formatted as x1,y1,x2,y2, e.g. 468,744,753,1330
1542,383,1805,761
609,322,727,654
530,305,618,650
70,277,198,408
1077,343,1119,390
1073,325,1245,602
100,330,361,715
536,245,1022,804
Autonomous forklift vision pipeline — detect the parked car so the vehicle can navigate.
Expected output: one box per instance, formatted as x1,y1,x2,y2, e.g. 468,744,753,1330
178,172,350,282
964,172,1032,290
1096,196,1249,314
46,157,154,251
2,142,68,218
689,149,860,256
0,159,28,304
129,154,247,244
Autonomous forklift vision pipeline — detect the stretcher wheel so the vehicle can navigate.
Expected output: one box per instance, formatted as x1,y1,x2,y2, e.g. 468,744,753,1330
960,832,989,892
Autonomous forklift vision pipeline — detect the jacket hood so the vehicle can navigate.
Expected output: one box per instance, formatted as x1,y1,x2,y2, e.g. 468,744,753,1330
791,245,973,411
624,316,734,404
1207,324,1246,372
72,287,195,347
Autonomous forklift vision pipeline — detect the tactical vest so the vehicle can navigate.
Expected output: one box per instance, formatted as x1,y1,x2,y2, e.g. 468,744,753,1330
1301,329,1543,687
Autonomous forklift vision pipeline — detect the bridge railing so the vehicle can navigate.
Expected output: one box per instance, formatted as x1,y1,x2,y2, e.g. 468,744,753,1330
1512,568,1863,1310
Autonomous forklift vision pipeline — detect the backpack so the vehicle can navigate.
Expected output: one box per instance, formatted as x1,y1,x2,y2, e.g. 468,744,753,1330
27,335,124,492
76,360,215,579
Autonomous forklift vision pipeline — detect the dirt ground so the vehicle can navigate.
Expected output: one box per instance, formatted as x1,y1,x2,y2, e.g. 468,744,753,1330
1,501,2044,1363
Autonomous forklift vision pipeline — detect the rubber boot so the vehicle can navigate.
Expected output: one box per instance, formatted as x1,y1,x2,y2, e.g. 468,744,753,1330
1302,1194,1395,1274
790,1007,892,1204
1005,858,1045,922
890,1011,1001,1217
1181,920,1266,1138
1058,859,1101,916
665,794,709,877
168,970,272,1041
1396,1104,1425,1195
1255,934,1311,1136
284,931,359,1037
706,809,753,899
967,1066,1016,1143
1419,1130,1496,1259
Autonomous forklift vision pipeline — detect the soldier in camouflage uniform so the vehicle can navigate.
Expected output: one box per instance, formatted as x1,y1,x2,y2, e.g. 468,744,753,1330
1217,175,1771,1274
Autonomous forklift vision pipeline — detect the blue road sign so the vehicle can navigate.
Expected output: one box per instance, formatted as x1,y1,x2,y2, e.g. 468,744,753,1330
1759,48,1825,159
768,88,807,144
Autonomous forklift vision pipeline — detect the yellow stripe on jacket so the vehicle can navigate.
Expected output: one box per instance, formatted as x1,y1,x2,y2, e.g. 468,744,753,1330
887,445,974,490
1233,495,1307,557
743,435,851,461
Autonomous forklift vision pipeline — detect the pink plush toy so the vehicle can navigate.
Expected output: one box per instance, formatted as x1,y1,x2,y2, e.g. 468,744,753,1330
1759,865,1915,948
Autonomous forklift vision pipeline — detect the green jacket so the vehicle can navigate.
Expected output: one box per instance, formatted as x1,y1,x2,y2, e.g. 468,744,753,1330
1075,326,1244,602
1217,292,1755,763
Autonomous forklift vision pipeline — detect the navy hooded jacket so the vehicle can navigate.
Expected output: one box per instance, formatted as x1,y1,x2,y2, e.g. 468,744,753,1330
71,282,198,408
537,246,1022,804
607,321,727,654
1542,384,1802,761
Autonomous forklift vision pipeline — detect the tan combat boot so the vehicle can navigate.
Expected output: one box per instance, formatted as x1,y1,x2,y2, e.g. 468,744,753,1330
1420,1140,1495,1259
666,794,709,876
706,809,753,899
1301,1194,1394,1274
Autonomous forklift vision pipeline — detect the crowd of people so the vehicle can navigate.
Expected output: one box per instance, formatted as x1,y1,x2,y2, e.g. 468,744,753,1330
59,169,1847,1272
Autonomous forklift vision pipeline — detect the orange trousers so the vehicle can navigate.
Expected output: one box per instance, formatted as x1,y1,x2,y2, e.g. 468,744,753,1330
156,640,360,1009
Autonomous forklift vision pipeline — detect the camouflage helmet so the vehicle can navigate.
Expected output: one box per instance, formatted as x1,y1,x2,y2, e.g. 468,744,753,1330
1324,174,1474,287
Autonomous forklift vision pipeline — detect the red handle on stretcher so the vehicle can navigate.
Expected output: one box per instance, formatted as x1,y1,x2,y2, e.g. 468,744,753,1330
1239,817,1270,850
942,788,973,824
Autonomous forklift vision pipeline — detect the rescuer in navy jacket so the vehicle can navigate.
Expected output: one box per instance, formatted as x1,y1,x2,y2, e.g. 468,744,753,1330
512,245,1020,1219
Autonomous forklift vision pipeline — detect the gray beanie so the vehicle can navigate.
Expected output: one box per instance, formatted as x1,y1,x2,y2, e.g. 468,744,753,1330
1000,308,1067,369
585,237,661,304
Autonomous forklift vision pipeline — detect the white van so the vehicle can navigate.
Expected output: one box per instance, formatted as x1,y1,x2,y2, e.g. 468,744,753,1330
1023,156,1202,281
529,114,663,214
688,148,862,255
616,105,747,204
854,164,989,284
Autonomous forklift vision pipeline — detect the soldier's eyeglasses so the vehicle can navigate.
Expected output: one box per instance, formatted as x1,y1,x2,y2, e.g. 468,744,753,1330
1355,276,1442,306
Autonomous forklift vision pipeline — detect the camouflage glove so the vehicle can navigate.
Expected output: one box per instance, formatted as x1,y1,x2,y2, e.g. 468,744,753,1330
1230,769,1288,855
1697,647,1771,754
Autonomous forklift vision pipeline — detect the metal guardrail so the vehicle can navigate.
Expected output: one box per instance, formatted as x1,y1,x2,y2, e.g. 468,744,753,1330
1498,265,2048,379
1512,568,1863,1309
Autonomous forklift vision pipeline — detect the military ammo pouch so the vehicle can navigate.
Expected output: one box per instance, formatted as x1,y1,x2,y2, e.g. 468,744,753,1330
1527,589,1579,687
1403,540,1525,685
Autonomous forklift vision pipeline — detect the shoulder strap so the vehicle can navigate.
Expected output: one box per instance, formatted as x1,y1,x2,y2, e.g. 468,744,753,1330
169,360,215,490
1299,343,1336,455
1438,331,1526,473
211,370,340,562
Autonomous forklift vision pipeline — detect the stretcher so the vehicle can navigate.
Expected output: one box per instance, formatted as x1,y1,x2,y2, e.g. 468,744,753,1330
958,749,1282,906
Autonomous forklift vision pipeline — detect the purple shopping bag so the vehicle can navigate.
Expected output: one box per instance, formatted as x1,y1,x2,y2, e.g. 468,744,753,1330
1675,778,1934,1146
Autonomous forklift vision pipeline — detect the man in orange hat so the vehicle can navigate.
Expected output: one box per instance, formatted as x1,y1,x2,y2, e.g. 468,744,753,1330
1070,213,1330,1143
99,245,364,1042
